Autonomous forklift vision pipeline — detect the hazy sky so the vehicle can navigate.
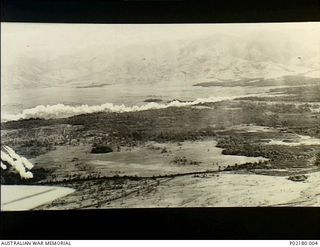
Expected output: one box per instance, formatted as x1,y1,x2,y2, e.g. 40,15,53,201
2,22,320,64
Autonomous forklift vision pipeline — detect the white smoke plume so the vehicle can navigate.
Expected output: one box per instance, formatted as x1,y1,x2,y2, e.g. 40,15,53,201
1,145,34,179
3,94,266,121
1,91,282,122
1,162,7,170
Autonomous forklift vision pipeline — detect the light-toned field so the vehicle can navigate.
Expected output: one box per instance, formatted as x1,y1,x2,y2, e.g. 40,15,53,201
104,171,320,208
31,139,267,180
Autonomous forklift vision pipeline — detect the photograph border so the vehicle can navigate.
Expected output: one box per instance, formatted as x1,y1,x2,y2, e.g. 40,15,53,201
1,0,320,240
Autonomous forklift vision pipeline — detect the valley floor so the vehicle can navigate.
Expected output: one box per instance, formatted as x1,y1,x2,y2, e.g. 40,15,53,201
1,82,320,209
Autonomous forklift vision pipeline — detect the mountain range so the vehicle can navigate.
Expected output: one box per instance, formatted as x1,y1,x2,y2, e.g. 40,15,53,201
2,33,319,90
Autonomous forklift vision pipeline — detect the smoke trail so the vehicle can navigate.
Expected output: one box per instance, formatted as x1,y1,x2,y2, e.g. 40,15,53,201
1,162,7,170
3,95,241,121
2,92,279,122
1,146,34,179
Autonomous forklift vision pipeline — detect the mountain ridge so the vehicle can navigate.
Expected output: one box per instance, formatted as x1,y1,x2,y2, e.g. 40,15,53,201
2,33,319,90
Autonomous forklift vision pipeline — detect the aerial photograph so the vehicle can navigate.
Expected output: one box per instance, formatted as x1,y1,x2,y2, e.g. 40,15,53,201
1,22,320,210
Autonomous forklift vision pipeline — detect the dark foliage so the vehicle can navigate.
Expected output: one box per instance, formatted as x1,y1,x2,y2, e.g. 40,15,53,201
91,145,113,154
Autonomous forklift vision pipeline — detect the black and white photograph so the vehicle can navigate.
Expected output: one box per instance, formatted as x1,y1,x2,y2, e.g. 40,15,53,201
1,22,320,211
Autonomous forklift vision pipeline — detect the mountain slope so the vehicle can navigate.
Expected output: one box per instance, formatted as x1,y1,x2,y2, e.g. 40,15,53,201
2,33,319,90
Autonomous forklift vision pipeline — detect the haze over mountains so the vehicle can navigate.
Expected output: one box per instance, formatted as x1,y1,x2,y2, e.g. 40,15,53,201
2,23,320,90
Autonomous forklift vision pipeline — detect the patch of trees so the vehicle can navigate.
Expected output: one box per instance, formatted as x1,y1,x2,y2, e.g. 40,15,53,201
172,156,201,166
315,152,320,166
223,160,270,171
216,135,313,169
91,144,113,154
288,175,308,182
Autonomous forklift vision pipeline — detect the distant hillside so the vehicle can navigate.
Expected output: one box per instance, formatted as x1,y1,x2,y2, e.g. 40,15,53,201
2,33,319,90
